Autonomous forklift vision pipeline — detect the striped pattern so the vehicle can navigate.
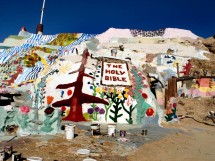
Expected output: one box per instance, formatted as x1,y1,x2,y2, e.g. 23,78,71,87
14,62,44,85
26,34,58,45
46,33,96,65
0,34,57,63
0,33,95,84
0,43,34,63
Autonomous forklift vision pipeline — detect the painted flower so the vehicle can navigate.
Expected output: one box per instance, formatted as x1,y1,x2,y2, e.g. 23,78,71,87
110,88,114,93
67,89,73,96
142,93,148,99
87,108,94,114
166,109,173,114
47,96,54,105
124,93,129,98
143,84,148,88
102,87,106,92
146,108,154,117
94,106,100,112
96,87,101,93
118,94,123,99
116,91,121,95
4,105,13,112
61,106,66,112
44,107,55,115
124,88,129,93
172,103,177,108
142,77,146,80
19,106,30,114
99,108,105,114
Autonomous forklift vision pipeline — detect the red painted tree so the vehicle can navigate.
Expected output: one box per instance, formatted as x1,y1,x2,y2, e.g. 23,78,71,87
52,49,109,121
180,59,192,76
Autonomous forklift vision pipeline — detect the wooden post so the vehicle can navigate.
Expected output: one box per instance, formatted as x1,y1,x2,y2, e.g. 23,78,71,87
164,88,168,109
176,63,180,78
166,77,177,108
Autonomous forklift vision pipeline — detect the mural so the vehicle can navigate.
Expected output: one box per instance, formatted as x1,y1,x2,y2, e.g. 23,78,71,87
0,28,214,135
52,50,109,121
130,29,165,37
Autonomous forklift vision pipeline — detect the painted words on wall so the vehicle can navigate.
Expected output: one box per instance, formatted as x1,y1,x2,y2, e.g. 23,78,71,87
102,62,131,86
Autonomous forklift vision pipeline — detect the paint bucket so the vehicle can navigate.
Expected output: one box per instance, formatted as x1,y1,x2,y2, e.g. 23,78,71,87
65,124,75,140
0,149,5,161
91,124,100,135
120,130,126,137
12,152,21,161
107,124,116,136
27,157,43,161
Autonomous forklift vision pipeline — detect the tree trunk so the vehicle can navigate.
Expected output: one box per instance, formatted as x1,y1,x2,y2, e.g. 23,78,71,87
63,97,86,122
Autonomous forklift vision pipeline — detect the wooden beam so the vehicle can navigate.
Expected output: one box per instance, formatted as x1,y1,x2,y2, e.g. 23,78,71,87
177,76,215,82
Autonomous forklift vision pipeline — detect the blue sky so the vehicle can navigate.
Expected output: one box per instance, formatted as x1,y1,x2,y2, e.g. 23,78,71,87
0,0,214,42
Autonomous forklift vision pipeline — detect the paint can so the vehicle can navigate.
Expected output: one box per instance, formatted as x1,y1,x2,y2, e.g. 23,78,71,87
27,157,43,161
12,152,21,161
107,124,116,136
90,124,100,135
4,145,13,157
65,124,75,140
141,129,148,136
120,130,126,137
0,149,5,161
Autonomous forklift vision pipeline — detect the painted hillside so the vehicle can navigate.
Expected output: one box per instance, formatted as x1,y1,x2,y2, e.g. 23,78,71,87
0,27,215,134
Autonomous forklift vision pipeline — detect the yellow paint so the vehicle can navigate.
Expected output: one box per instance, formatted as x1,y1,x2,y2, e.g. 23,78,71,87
198,86,215,92
40,57,48,66
124,93,128,98
118,94,123,99
96,87,101,93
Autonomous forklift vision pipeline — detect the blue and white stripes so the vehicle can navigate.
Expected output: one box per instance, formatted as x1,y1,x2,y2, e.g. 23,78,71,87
0,32,97,85
45,33,96,65
26,34,58,46
14,62,44,85
0,34,57,63
0,43,34,63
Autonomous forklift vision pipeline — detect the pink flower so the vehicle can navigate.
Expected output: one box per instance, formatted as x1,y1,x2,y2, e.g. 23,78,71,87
19,106,30,114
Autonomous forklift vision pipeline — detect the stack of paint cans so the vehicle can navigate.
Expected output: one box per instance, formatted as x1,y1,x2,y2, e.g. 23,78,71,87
90,124,100,135
12,152,21,161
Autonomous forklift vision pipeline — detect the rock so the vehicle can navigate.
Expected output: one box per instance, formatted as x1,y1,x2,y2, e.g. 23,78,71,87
200,36,215,54
209,46,215,53
202,37,215,47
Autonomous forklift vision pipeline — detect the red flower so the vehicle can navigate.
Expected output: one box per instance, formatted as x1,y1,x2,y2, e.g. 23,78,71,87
67,89,72,96
142,93,148,99
44,107,55,115
173,103,177,108
61,106,66,112
146,108,154,116
47,96,54,105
